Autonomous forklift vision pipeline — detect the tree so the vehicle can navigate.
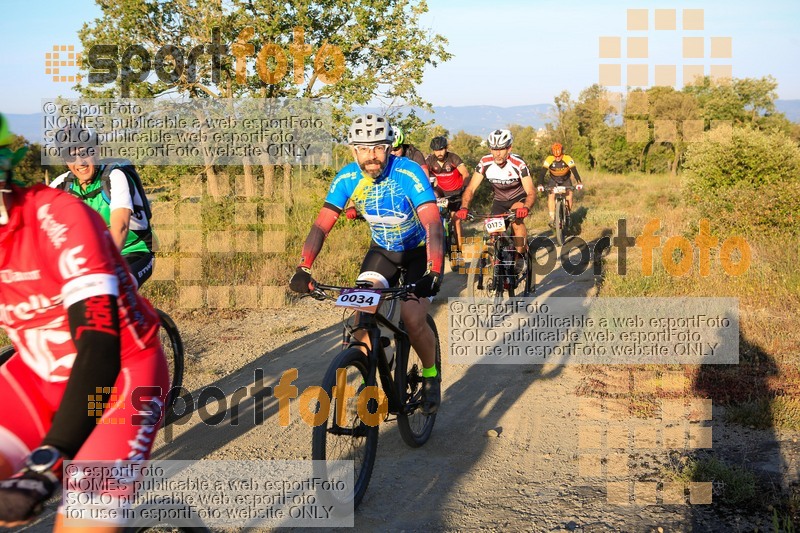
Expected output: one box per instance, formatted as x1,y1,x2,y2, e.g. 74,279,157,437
75,0,451,195
448,130,482,171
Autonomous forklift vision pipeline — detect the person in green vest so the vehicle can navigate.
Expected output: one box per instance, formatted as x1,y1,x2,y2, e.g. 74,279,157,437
51,127,155,287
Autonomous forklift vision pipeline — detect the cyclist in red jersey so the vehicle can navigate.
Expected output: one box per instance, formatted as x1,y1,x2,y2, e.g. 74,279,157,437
426,136,469,253
0,115,168,531
456,129,537,257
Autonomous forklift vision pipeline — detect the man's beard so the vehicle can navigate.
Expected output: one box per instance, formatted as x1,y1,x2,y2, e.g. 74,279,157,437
359,159,385,178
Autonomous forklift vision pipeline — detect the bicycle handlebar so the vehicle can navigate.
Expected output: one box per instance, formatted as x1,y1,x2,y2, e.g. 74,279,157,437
307,281,418,302
465,211,518,223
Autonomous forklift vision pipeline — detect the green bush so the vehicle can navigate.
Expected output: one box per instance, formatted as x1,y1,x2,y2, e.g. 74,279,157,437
682,127,800,235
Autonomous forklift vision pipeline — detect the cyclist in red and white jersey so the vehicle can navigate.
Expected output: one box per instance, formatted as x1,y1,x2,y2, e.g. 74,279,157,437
426,136,469,252
456,129,536,256
0,114,168,531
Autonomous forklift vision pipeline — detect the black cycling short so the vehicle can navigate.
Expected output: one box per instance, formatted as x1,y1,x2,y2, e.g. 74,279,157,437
359,244,428,287
491,193,527,215
125,252,155,288
547,176,572,188
441,190,463,213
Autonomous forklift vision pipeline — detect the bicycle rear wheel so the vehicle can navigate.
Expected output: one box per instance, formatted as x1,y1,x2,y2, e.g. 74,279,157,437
396,315,441,448
311,348,379,511
156,309,185,425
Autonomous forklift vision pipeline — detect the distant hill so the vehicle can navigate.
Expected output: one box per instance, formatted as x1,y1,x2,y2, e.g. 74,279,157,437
6,114,43,145
776,100,800,123
8,100,799,144
385,104,556,137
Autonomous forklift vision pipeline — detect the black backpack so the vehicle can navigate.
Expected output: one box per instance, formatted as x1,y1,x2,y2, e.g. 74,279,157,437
57,158,152,222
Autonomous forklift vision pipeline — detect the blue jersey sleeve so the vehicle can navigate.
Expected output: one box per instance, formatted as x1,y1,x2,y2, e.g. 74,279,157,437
324,163,361,210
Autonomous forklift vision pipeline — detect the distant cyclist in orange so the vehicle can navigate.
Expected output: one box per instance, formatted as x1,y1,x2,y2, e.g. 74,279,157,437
536,143,583,228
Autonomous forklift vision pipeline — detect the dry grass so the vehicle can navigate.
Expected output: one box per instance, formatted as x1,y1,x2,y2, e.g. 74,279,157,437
580,169,800,430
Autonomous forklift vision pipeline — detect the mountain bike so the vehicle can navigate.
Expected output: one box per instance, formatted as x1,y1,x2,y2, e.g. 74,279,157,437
437,194,463,271
0,308,184,425
465,212,533,299
156,308,185,426
547,185,573,246
307,281,441,510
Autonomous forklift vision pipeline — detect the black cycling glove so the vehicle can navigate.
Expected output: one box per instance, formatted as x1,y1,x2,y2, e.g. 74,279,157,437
289,266,314,294
0,470,58,524
413,271,442,298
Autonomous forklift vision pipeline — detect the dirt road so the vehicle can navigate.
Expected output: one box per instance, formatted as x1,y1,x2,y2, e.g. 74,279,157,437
24,232,794,532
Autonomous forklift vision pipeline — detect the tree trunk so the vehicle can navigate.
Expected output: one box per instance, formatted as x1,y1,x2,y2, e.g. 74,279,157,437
283,162,293,208
242,158,256,197
205,164,220,198
671,149,681,177
262,156,275,199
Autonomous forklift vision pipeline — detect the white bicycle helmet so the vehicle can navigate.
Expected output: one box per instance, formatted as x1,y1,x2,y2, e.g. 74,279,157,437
348,114,395,145
487,129,513,150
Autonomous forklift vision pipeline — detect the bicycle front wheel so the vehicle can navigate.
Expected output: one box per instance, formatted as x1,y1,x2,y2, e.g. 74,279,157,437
0,345,15,367
466,246,496,299
396,315,441,448
311,348,379,511
156,309,185,425
554,198,567,246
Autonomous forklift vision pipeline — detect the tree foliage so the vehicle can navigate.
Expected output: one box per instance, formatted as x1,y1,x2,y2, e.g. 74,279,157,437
77,0,450,125
682,127,800,235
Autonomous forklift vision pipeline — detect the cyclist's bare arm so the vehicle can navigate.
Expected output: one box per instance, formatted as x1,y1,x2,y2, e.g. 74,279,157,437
457,163,470,180
521,175,537,208
299,204,340,268
109,208,130,252
461,171,485,210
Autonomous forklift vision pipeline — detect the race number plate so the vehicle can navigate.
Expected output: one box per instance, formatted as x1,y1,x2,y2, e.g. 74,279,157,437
335,289,382,314
436,197,449,209
552,186,567,194
484,217,506,233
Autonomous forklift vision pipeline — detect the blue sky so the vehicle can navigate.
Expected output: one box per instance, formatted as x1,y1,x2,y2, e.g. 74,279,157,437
1,0,798,114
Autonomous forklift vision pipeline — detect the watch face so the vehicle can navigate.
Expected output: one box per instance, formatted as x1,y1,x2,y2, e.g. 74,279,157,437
27,446,60,472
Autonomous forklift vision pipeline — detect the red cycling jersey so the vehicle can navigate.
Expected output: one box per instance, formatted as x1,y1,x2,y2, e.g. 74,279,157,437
0,185,167,474
426,152,465,193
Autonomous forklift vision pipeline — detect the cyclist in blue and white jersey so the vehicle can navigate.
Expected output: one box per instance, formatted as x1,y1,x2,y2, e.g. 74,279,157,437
290,114,444,414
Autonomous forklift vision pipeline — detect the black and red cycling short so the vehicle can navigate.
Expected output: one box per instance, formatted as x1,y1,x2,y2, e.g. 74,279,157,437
358,244,428,287
440,189,463,213
491,193,527,216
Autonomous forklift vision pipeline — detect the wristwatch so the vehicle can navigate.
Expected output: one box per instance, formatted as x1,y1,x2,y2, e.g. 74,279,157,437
25,445,64,474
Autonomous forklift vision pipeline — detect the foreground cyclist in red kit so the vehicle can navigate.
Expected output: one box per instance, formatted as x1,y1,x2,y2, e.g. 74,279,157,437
0,114,168,531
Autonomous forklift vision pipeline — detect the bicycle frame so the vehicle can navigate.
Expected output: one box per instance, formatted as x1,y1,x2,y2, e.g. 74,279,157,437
346,311,409,415
312,284,415,416
473,213,518,295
